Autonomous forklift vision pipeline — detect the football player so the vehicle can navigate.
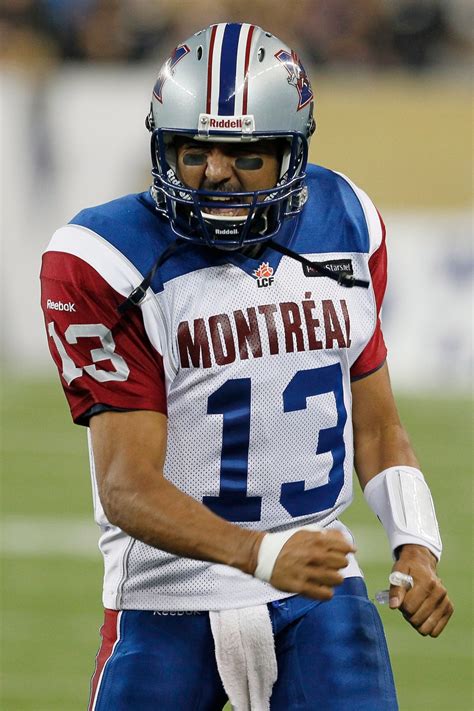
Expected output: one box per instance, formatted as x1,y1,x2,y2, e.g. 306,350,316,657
41,23,453,711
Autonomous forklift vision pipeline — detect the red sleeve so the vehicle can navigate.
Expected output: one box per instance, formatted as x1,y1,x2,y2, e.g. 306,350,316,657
350,213,388,381
40,251,167,424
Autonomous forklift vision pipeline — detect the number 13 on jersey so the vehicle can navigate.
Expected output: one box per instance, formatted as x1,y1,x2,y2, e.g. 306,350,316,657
203,364,347,522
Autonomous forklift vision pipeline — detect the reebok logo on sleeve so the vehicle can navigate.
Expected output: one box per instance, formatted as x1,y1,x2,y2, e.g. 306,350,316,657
46,299,76,312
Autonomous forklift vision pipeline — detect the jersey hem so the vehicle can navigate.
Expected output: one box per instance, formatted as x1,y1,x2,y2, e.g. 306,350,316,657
101,527,363,611
103,575,367,613
102,559,363,612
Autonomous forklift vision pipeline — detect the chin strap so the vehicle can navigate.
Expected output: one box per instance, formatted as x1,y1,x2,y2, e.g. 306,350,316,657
117,231,369,316
266,239,369,289
117,238,186,315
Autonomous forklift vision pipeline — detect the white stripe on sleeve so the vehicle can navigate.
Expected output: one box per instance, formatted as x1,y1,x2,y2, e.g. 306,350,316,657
335,171,383,256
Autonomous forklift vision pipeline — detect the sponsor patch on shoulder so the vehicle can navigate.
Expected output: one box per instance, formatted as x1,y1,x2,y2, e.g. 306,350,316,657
303,259,353,278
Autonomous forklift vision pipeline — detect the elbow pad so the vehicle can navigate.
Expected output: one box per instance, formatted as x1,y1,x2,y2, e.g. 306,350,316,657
364,466,442,561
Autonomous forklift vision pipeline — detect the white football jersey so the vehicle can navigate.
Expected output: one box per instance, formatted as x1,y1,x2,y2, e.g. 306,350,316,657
41,165,387,610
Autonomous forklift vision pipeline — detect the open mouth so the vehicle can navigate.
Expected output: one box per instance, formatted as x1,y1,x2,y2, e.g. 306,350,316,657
204,196,248,217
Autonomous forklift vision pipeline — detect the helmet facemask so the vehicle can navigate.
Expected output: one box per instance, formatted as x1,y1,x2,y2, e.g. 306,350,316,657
151,127,309,250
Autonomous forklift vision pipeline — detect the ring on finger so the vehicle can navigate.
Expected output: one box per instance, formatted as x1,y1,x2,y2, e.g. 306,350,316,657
389,571,414,589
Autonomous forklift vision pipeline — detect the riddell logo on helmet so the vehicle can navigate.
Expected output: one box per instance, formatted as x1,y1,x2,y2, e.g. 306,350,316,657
210,118,243,129
199,114,255,133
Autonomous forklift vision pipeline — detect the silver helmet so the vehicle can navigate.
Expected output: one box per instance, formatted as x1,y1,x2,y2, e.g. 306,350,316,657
147,23,316,250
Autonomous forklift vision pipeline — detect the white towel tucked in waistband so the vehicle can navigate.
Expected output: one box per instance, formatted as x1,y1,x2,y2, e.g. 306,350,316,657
209,604,278,711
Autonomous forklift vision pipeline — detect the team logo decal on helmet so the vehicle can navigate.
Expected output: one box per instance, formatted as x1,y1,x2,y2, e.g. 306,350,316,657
153,44,190,104
275,50,313,110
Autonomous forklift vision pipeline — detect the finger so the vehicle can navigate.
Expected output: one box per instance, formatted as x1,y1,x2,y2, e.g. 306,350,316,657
292,530,347,551
416,599,453,636
389,585,407,609
404,589,447,628
403,594,453,636
304,543,352,567
395,585,429,615
311,551,350,570
429,604,454,638
399,578,447,617
388,570,414,609
300,582,334,601
409,596,447,632
307,567,344,587
316,531,355,553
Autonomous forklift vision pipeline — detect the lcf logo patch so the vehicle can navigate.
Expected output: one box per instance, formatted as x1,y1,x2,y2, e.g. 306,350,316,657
253,262,274,287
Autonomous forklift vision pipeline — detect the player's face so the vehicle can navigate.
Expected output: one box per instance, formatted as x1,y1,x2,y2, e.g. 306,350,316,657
175,139,281,217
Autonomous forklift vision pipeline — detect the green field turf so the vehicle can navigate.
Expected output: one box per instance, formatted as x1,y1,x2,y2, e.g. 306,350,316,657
1,376,472,710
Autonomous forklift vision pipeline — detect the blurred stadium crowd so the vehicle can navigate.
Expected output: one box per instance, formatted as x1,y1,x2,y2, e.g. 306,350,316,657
1,0,472,70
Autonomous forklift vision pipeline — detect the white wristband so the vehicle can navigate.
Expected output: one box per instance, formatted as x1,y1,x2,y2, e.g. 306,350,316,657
364,466,442,561
254,524,322,583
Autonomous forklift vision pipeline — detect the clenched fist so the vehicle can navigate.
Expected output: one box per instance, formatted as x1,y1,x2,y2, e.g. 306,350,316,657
389,544,454,637
270,529,355,600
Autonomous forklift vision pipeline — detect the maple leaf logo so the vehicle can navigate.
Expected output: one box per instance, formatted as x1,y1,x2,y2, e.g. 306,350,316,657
254,262,274,279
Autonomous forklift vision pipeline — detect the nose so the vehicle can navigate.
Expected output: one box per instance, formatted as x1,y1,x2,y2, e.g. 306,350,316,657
204,147,234,185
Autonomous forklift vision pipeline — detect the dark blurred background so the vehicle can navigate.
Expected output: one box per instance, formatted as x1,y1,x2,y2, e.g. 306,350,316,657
1,0,472,69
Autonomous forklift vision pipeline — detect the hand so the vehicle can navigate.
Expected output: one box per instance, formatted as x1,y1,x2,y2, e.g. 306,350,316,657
270,529,355,601
389,544,454,637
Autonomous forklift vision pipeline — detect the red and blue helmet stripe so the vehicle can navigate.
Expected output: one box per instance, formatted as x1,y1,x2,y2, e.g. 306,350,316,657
218,23,241,115
206,23,256,116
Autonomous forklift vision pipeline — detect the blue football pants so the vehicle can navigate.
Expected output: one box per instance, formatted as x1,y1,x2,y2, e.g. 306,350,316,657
89,577,398,710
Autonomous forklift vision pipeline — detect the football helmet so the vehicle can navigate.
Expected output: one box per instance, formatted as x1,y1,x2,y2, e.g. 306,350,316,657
147,23,316,250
